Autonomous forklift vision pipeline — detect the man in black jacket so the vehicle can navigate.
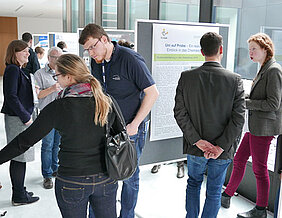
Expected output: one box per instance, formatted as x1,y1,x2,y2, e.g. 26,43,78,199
174,32,245,218
21,32,40,75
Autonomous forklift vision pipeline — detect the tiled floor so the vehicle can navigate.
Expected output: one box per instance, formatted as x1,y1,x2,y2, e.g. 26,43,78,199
0,155,274,218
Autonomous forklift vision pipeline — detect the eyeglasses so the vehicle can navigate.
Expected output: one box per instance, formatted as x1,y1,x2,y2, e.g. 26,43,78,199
50,55,60,60
84,38,101,52
52,73,62,80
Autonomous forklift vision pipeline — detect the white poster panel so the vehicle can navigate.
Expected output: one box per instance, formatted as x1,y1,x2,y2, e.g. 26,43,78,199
106,29,135,43
150,23,219,141
49,32,79,55
272,30,282,66
32,34,49,68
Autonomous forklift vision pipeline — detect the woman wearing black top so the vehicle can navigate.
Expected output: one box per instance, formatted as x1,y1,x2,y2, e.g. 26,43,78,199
0,54,121,218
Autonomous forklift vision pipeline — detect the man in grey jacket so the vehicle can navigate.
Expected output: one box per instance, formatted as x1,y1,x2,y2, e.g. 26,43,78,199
174,32,245,218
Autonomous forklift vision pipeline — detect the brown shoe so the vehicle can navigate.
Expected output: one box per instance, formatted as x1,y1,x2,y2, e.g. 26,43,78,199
43,178,53,189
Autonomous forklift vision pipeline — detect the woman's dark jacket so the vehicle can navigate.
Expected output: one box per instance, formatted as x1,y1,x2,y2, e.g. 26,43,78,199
1,64,34,123
0,96,121,177
246,58,282,136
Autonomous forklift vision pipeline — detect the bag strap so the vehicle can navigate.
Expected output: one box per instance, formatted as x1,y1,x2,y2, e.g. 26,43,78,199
106,95,126,136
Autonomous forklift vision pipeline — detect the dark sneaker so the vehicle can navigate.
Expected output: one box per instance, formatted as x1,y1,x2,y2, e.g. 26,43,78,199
24,187,33,197
43,178,53,189
52,171,58,177
221,194,231,208
151,165,161,174
237,207,267,218
177,165,184,178
12,194,39,206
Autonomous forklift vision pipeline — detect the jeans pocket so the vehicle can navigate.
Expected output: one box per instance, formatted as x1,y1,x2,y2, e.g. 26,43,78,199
103,179,118,197
129,133,138,141
61,186,85,204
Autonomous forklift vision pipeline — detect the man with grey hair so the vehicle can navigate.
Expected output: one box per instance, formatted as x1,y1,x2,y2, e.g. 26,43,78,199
34,47,62,189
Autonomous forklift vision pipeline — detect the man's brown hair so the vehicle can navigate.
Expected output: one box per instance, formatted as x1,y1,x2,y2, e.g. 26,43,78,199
79,24,110,45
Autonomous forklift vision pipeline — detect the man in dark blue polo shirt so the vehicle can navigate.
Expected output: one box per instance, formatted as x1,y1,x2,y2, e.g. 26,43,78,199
79,24,159,218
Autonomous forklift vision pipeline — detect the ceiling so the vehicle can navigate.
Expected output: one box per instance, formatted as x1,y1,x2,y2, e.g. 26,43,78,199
0,0,62,19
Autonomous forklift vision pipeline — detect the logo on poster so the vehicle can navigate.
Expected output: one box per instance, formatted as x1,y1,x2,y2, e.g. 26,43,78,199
161,29,168,39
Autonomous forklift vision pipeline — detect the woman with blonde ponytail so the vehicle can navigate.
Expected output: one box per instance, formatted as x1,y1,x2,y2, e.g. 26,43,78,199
0,54,123,218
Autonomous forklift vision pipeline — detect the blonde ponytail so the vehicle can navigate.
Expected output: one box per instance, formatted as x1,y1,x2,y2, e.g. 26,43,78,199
89,76,112,126
56,54,112,126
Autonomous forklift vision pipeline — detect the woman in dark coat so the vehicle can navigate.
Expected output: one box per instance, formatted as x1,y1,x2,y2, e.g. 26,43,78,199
1,40,39,205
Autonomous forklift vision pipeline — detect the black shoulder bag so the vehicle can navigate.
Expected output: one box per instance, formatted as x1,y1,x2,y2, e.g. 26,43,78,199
105,97,137,180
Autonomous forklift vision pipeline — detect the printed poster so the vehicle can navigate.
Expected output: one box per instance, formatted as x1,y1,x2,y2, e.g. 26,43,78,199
150,23,219,141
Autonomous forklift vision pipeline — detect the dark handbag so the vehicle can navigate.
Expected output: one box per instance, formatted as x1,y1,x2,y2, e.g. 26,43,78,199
105,97,137,180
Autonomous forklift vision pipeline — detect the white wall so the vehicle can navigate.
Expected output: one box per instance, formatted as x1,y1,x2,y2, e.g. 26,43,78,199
17,17,63,39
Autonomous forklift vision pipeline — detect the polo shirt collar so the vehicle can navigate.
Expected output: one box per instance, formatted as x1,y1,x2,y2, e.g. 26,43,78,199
108,41,119,64
45,63,55,74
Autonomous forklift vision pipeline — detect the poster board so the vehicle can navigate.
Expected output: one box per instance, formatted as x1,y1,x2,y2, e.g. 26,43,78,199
135,20,229,165
106,29,135,44
48,32,79,55
150,24,219,141
32,34,49,68
261,26,282,66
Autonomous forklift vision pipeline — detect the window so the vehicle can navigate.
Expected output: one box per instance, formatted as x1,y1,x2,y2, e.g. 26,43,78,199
160,0,199,22
128,0,149,30
85,0,94,25
103,0,117,28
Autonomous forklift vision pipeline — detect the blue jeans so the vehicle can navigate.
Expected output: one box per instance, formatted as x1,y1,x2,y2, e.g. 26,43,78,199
274,184,280,218
41,128,60,178
55,173,118,218
119,120,148,218
89,121,149,218
186,154,231,218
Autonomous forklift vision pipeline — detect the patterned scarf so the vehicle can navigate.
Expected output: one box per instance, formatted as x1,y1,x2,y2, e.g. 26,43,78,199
57,83,93,99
